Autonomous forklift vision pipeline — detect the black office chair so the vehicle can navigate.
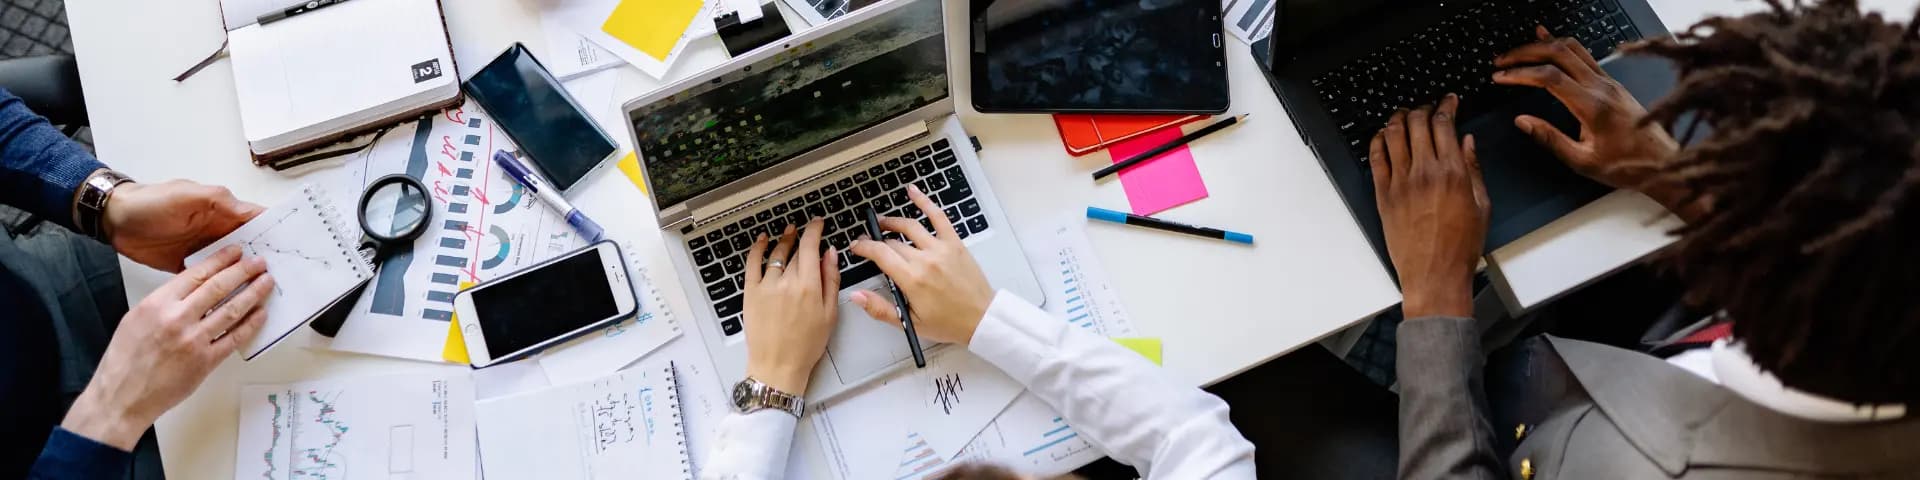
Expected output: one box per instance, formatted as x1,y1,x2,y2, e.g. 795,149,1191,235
0,54,88,135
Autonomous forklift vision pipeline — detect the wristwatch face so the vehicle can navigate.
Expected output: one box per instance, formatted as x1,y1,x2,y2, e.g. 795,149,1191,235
731,380,754,411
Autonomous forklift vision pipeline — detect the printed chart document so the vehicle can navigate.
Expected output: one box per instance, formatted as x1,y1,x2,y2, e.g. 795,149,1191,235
477,360,692,480
233,372,477,480
316,107,587,362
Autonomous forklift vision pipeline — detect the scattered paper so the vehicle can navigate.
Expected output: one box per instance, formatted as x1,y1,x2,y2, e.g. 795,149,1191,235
1222,0,1277,44
1112,337,1163,365
542,14,626,80
1110,127,1209,216
811,349,1025,479
233,371,477,480
941,392,1107,478
602,0,705,62
1021,217,1139,338
545,0,717,79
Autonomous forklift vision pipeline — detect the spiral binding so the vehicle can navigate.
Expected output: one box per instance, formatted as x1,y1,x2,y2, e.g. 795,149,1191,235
664,362,691,480
626,247,682,337
304,184,373,280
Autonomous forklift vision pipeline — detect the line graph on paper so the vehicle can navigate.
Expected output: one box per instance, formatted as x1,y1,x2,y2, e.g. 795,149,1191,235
260,389,353,480
235,205,354,297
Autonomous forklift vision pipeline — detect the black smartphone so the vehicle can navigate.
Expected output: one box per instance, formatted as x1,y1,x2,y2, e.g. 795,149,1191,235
463,43,620,194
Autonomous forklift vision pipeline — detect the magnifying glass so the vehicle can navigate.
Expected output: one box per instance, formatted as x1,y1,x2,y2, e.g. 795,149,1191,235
310,174,435,337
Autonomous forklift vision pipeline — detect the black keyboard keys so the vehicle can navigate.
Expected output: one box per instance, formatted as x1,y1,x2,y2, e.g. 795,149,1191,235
715,294,742,318
699,264,725,284
721,317,743,336
966,215,989,233
959,199,983,217
693,247,715,265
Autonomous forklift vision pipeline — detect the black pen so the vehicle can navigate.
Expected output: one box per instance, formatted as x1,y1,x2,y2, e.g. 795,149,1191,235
258,0,351,26
1092,114,1248,181
864,206,927,368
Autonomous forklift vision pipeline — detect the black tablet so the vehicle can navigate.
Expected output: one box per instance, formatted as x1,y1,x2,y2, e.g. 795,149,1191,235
970,0,1230,114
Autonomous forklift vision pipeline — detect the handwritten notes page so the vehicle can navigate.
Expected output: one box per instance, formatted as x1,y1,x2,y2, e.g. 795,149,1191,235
477,360,690,480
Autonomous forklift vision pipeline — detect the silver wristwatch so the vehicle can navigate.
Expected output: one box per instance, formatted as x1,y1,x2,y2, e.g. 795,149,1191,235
731,377,804,418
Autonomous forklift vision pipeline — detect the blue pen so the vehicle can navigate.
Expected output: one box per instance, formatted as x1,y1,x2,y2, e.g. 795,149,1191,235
492,150,605,242
1086,206,1254,245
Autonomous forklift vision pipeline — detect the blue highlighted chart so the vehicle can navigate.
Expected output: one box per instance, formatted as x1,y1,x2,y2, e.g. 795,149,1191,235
480,225,512,270
493,181,524,214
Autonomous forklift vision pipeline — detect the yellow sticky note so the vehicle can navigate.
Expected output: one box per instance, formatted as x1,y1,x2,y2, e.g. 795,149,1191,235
602,0,703,62
1112,337,1163,365
441,282,477,364
616,152,649,195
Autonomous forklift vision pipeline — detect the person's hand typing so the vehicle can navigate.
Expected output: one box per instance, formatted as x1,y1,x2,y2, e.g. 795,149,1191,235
1371,96,1489,319
1493,26,1698,220
847,185,996,345
61,245,274,450
742,218,840,395
103,179,265,272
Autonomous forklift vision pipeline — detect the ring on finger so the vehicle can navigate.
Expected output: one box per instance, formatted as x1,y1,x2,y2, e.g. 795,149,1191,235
768,259,785,270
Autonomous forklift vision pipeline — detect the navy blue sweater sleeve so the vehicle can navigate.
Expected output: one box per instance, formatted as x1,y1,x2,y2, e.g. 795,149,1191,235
0,87,106,232
28,427,131,479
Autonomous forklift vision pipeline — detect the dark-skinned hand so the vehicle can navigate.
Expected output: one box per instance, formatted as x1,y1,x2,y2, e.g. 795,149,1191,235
1371,94,1489,319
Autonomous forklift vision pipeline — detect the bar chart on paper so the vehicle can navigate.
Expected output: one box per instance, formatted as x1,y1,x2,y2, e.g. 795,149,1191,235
1028,220,1138,338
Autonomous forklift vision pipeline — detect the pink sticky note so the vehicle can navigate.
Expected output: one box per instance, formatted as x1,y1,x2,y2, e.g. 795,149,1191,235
1110,127,1209,216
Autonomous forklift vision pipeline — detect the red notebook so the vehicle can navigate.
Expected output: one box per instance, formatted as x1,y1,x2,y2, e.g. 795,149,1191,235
1053,114,1206,156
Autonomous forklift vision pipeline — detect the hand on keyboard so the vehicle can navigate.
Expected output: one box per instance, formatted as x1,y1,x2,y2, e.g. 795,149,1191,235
1493,26,1689,216
1369,96,1488,319
847,185,995,346
741,218,840,395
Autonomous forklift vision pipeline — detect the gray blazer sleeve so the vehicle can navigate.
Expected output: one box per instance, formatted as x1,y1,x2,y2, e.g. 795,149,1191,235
1396,316,1504,480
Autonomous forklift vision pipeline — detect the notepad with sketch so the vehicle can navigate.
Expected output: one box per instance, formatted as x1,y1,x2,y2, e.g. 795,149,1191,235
185,184,374,361
220,0,462,165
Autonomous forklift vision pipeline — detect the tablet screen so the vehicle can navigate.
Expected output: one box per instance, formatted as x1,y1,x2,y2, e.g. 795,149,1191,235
973,0,1228,113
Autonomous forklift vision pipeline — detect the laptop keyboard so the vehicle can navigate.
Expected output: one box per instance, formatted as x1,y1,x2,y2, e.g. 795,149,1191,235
685,138,992,337
1311,0,1641,162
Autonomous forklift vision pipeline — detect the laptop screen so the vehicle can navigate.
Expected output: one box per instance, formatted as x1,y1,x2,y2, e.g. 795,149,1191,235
630,0,948,208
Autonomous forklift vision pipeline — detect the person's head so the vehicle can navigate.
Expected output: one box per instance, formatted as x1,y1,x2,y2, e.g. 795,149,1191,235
1631,0,1920,405
931,463,1083,480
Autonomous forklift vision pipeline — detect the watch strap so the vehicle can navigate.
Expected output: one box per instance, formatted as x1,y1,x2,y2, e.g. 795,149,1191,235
735,377,805,418
75,169,133,241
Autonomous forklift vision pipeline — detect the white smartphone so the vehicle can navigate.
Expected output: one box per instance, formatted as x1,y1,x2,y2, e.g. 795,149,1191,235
453,241,636,368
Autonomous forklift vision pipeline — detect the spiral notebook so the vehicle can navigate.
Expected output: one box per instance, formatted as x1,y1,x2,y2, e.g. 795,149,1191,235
475,360,691,480
186,183,374,361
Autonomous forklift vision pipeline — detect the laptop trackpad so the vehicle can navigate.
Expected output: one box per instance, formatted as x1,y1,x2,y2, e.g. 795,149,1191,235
824,280,918,384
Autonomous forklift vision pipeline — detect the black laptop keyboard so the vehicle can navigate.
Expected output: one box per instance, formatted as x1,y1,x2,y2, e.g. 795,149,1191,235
1312,0,1641,162
685,138,992,337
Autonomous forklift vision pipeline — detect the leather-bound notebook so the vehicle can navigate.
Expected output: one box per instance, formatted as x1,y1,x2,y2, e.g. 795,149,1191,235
219,0,463,168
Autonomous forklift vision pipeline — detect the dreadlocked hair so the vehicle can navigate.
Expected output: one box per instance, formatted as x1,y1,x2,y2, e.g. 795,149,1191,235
1627,0,1920,404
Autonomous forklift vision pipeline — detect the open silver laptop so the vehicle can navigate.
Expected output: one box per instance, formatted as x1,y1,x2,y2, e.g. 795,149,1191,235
621,0,1043,402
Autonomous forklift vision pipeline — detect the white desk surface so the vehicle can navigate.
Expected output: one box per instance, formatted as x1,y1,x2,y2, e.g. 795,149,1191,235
61,0,1911,478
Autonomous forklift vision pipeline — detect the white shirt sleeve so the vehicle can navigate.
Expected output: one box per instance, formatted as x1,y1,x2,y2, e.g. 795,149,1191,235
967,290,1258,479
700,410,796,480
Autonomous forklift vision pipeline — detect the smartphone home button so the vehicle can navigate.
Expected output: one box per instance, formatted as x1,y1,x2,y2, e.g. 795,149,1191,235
464,324,480,336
